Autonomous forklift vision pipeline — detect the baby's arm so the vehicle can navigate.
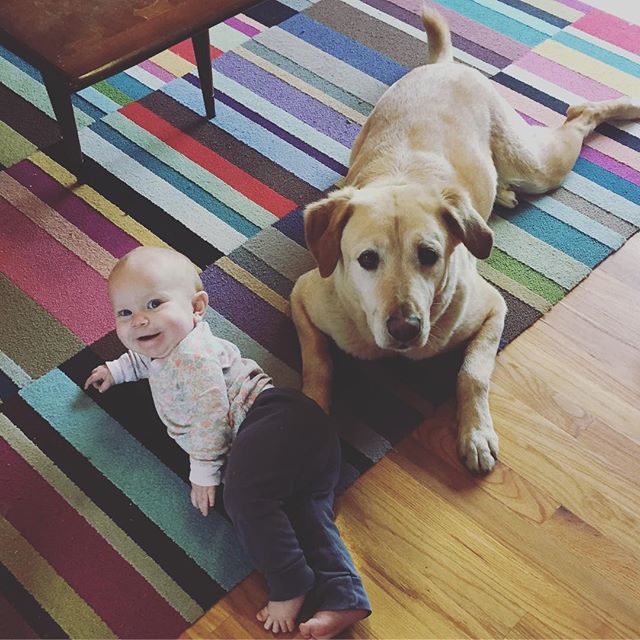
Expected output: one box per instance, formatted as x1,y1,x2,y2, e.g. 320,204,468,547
169,353,233,516
83,351,150,392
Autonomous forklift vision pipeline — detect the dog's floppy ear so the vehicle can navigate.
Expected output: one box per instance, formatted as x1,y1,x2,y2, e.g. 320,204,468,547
441,187,493,259
304,187,356,277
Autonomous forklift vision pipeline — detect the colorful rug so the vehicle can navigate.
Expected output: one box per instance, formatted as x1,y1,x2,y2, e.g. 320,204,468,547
1,0,639,637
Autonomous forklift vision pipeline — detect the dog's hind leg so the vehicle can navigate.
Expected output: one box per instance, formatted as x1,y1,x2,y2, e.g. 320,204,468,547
492,96,640,198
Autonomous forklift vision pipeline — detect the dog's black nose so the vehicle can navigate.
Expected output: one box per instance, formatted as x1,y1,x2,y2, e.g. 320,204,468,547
386,312,422,343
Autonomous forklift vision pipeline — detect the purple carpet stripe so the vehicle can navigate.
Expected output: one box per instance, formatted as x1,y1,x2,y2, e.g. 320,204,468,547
555,0,590,11
215,52,361,148
519,112,542,126
451,33,511,69
201,264,300,369
580,147,640,186
6,160,140,258
139,60,175,83
182,74,349,174
215,91,349,175
226,16,261,37
273,207,306,247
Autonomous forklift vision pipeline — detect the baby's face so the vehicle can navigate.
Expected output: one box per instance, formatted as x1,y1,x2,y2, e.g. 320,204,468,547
109,263,199,359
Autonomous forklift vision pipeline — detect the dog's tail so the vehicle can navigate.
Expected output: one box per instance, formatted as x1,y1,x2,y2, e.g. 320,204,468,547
422,6,453,64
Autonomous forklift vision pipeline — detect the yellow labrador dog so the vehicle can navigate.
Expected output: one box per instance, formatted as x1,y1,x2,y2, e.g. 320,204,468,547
290,8,640,473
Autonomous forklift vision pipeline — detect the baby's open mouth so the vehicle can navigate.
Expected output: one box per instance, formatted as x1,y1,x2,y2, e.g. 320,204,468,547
138,333,160,342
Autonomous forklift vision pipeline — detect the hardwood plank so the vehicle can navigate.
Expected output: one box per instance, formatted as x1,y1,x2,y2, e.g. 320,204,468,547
598,233,640,292
558,268,640,348
342,459,622,639
394,401,560,525
541,506,640,604
392,415,640,639
497,322,640,446
492,382,640,560
539,308,640,403
505,612,570,639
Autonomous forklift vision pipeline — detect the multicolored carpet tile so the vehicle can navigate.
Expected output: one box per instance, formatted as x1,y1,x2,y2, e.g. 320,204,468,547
1,0,639,636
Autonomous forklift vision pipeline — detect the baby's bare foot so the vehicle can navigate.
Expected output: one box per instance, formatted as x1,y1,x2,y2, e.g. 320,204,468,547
299,609,368,639
256,595,305,634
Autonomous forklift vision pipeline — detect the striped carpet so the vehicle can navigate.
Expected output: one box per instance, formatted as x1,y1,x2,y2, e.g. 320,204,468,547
1,0,639,636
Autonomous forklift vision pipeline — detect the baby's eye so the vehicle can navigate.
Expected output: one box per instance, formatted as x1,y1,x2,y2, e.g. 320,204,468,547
117,309,131,318
147,299,162,310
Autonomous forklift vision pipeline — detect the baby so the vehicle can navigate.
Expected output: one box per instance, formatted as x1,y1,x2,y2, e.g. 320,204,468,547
84,246,370,638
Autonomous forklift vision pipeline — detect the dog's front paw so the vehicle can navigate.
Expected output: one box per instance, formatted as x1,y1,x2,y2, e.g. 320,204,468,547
457,427,499,474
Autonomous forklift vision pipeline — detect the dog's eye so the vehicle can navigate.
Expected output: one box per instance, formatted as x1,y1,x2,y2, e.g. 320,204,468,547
418,246,439,266
357,250,379,271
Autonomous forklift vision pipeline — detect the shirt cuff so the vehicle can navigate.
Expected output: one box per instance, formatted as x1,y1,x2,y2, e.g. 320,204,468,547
189,458,222,486
105,359,125,385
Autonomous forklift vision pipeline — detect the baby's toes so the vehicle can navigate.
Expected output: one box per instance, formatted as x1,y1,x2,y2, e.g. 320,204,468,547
256,606,269,623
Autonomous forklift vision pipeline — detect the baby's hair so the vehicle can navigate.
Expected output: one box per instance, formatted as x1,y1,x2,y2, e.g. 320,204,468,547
109,246,203,293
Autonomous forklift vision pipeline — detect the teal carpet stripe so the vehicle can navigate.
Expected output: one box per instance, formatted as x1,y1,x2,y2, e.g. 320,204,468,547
0,45,40,81
472,0,560,34
574,157,640,206
106,72,152,102
19,369,253,590
527,194,625,250
90,119,261,237
71,93,108,120
436,0,552,46
497,205,610,267
76,86,121,115
554,30,640,78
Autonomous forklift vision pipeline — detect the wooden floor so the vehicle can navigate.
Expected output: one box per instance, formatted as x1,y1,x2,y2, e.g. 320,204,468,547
183,234,640,639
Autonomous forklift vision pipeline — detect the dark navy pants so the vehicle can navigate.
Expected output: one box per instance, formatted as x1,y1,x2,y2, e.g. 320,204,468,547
223,388,371,614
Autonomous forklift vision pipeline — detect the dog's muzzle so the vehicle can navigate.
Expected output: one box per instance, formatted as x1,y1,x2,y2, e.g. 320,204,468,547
386,309,422,345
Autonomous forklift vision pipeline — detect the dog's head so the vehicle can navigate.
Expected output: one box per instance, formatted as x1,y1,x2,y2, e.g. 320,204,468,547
304,182,493,351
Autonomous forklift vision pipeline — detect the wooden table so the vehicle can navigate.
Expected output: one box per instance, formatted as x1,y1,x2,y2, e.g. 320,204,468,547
0,0,262,175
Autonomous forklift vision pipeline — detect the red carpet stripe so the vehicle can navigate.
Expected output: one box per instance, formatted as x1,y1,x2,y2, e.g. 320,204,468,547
121,101,297,217
0,441,189,638
6,161,139,259
572,10,640,56
0,197,112,344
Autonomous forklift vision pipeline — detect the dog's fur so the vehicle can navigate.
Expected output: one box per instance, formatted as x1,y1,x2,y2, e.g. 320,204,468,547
290,8,640,473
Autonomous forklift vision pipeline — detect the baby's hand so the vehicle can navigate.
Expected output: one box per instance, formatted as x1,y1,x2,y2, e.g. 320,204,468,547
84,365,114,393
191,483,216,516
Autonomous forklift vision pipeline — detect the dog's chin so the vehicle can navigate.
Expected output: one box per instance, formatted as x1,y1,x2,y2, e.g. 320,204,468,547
376,332,429,353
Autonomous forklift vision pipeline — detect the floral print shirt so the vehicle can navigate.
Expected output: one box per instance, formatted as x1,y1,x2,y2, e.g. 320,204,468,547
106,321,273,485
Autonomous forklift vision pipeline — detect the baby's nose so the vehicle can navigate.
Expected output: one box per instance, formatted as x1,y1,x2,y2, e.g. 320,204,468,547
132,312,149,327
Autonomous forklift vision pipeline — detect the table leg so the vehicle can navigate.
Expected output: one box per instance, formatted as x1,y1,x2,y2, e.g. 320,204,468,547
42,71,84,175
192,30,215,118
